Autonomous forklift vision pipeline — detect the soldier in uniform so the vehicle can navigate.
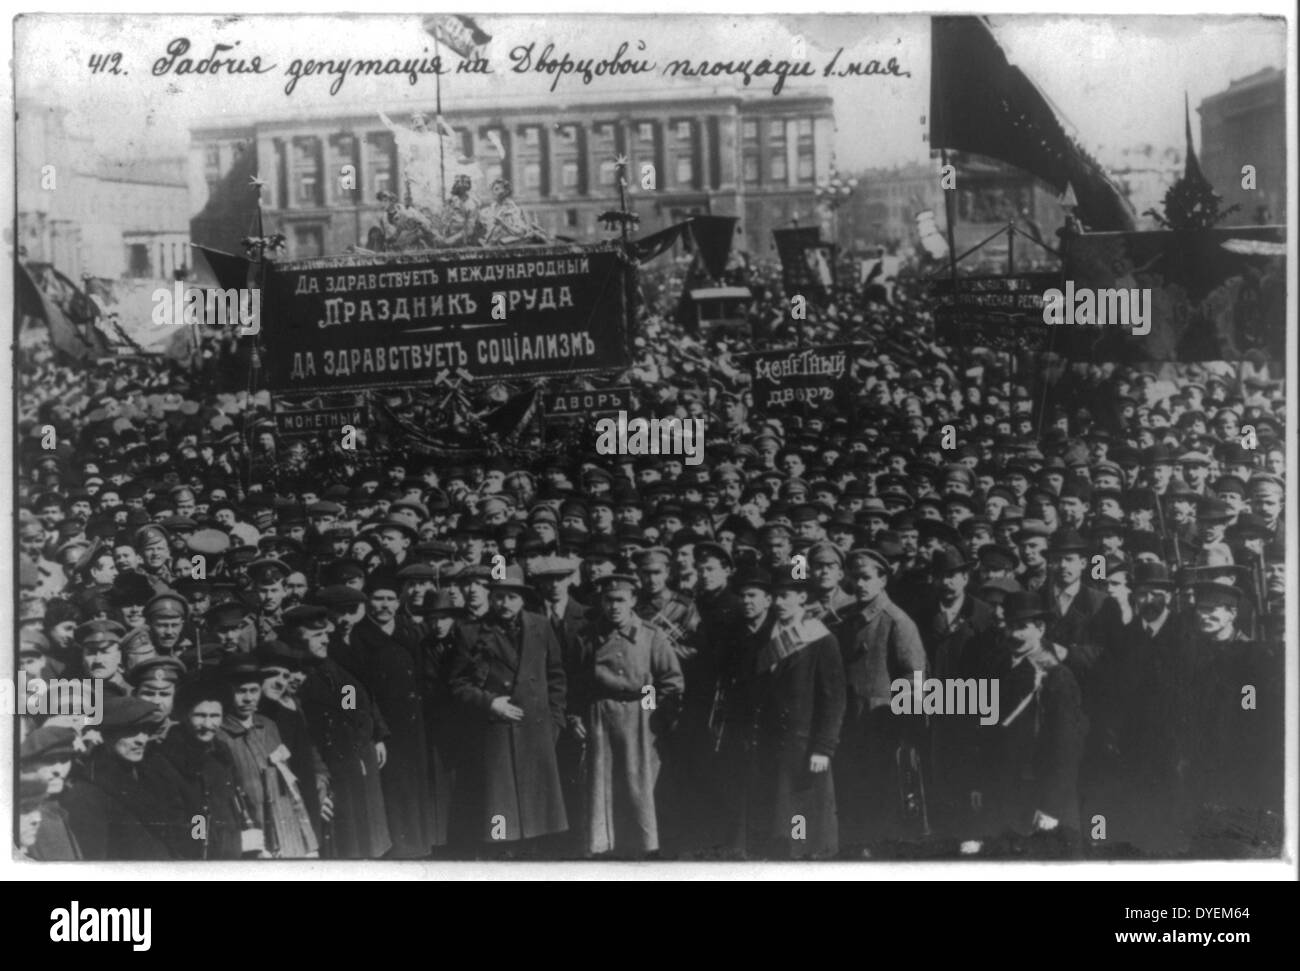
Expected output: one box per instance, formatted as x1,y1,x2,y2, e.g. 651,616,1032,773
127,655,186,747
803,541,856,631
135,524,175,592
634,547,699,661
144,591,198,657
249,558,291,643
569,574,683,857
74,619,131,697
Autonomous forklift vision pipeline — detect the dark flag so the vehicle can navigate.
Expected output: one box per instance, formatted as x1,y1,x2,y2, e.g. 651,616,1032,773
772,226,825,299
191,245,255,292
930,15,1134,232
688,215,739,282
482,387,539,444
628,222,690,264
15,261,112,361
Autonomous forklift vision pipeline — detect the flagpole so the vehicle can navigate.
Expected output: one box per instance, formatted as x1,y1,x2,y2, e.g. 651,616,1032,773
941,150,958,287
435,33,446,203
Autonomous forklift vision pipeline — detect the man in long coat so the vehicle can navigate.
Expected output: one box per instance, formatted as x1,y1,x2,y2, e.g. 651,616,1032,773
450,565,568,848
335,571,435,858
292,597,391,860
569,574,683,857
744,563,846,859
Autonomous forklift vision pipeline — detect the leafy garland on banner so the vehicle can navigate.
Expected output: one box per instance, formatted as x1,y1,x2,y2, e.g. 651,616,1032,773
372,385,543,462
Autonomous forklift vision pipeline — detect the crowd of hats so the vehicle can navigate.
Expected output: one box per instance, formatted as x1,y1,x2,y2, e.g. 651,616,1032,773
15,262,1288,680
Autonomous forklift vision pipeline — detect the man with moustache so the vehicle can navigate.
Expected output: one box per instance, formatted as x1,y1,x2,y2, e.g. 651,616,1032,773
450,564,568,850
75,619,131,697
335,570,435,857
415,590,468,851
127,655,186,746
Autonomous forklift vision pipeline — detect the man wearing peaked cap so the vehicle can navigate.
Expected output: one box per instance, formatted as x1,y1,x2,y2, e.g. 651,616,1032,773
75,619,130,696
803,541,855,627
635,547,700,664
571,566,683,857
145,591,195,657
127,655,187,743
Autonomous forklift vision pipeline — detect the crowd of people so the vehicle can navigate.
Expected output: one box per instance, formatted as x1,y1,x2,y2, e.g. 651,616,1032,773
14,253,1287,862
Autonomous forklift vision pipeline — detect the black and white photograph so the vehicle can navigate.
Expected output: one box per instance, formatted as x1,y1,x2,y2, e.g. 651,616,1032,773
5,4,1295,882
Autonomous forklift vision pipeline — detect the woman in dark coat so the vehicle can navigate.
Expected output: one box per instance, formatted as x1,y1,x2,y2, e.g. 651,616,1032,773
450,568,568,846
747,566,847,860
290,602,392,860
335,575,435,858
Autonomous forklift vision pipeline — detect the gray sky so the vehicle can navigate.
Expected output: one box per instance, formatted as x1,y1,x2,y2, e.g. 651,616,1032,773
16,14,1287,172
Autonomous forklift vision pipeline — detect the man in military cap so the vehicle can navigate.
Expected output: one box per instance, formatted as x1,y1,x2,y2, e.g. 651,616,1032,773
126,655,187,745
836,548,927,855
144,591,197,657
75,619,130,697
568,573,683,857
634,547,699,662
803,541,855,629
249,557,291,643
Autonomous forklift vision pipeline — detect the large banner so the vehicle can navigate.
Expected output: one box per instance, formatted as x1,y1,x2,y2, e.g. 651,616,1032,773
931,272,1061,348
1061,227,1286,361
748,343,859,410
261,242,632,393
773,227,829,301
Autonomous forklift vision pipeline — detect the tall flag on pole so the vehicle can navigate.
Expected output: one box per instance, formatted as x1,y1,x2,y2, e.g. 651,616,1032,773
1184,91,1208,185
422,15,492,57
929,15,1135,232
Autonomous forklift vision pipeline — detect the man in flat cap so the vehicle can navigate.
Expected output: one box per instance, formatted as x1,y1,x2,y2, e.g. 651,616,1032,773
450,564,569,849
803,541,856,630
62,696,177,859
335,571,436,857
568,573,683,857
634,547,699,662
20,725,82,860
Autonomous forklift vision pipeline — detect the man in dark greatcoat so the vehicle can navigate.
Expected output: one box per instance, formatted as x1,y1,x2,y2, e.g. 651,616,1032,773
450,564,568,850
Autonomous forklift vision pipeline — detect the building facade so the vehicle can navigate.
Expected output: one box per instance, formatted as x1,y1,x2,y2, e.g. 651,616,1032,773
16,98,189,281
189,92,835,261
1199,67,1286,227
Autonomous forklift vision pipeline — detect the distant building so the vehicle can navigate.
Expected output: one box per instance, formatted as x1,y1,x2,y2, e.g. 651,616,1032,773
16,98,189,280
189,91,836,261
1199,67,1286,226
838,161,944,253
